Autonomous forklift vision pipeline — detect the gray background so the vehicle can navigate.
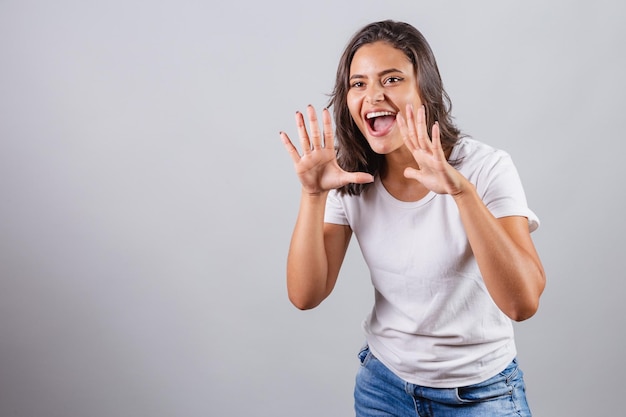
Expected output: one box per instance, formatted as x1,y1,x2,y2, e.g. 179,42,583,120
1,1,623,416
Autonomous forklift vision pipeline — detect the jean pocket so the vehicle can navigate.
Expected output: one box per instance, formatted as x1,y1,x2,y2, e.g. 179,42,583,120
456,379,513,403
357,344,373,367
455,362,519,403
499,358,522,385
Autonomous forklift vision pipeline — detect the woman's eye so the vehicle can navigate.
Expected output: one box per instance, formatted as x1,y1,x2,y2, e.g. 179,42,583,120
351,81,364,88
385,76,402,84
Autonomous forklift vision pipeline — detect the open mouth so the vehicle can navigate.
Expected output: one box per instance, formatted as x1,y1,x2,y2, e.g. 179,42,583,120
366,111,396,134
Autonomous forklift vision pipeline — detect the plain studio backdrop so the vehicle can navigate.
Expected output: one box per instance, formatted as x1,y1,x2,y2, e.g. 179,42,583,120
1,1,624,416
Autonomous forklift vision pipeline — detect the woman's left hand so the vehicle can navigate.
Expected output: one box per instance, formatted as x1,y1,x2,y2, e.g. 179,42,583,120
397,105,466,196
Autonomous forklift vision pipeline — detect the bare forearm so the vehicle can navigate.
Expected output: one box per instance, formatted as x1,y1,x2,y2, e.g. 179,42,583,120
453,182,545,321
286,191,332,309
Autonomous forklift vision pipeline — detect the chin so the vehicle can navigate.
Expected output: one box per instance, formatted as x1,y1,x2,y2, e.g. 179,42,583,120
366,138,402,155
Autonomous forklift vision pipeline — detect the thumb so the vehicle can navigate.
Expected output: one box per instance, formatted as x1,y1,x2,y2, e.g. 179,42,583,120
344,172,375,185
404,167,421,182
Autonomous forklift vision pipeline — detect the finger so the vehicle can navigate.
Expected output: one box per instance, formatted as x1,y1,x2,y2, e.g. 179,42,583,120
403,166,421,182
431,121,443,153
404,104,421,150
415,105,432,151
306,105,323,149
321,108,333,148
341,171,375,185
280,131,302,164
396,112,417,152
295,111,312,154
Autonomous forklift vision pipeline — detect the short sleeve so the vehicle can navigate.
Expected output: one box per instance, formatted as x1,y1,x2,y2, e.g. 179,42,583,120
324,190,350,225
475,152,540,233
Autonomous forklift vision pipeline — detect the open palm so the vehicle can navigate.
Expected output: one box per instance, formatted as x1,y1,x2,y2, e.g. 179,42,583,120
398,105,464,196
281,106,373,194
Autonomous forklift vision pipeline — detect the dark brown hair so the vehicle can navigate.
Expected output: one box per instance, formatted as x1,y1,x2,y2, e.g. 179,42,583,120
328,20,462,195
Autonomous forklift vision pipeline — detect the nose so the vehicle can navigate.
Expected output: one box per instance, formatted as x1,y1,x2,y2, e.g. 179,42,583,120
365,84,384,104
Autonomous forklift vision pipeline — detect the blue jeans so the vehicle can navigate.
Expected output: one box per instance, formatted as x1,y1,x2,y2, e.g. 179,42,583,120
354,345,531,417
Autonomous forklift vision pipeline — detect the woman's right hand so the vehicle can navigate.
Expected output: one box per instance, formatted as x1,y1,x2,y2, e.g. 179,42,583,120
280,105,374,194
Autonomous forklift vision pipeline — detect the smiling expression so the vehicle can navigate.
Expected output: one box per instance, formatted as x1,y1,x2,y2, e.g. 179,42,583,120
347,41,423,155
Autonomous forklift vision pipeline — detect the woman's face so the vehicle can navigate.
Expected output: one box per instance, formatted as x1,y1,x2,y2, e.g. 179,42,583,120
346,41,422,155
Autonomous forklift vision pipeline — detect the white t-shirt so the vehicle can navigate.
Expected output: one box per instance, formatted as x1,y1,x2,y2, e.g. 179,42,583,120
324,137,539,388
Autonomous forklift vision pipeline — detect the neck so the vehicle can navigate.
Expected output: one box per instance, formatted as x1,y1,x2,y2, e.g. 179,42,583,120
381,147,427,201
379,144,453,202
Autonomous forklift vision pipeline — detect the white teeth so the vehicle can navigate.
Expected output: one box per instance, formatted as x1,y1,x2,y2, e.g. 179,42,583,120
366,111,395,119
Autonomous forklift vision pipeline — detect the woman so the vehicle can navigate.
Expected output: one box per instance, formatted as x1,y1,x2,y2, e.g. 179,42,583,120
280,20,545,417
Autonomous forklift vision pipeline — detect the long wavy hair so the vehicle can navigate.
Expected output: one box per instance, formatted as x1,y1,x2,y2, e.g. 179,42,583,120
328,20,462,196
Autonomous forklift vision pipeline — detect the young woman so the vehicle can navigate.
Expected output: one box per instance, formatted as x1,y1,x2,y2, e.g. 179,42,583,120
280,20,545,417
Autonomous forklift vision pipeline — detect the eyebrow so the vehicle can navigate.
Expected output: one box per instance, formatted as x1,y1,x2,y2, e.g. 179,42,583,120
349,68,404,80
